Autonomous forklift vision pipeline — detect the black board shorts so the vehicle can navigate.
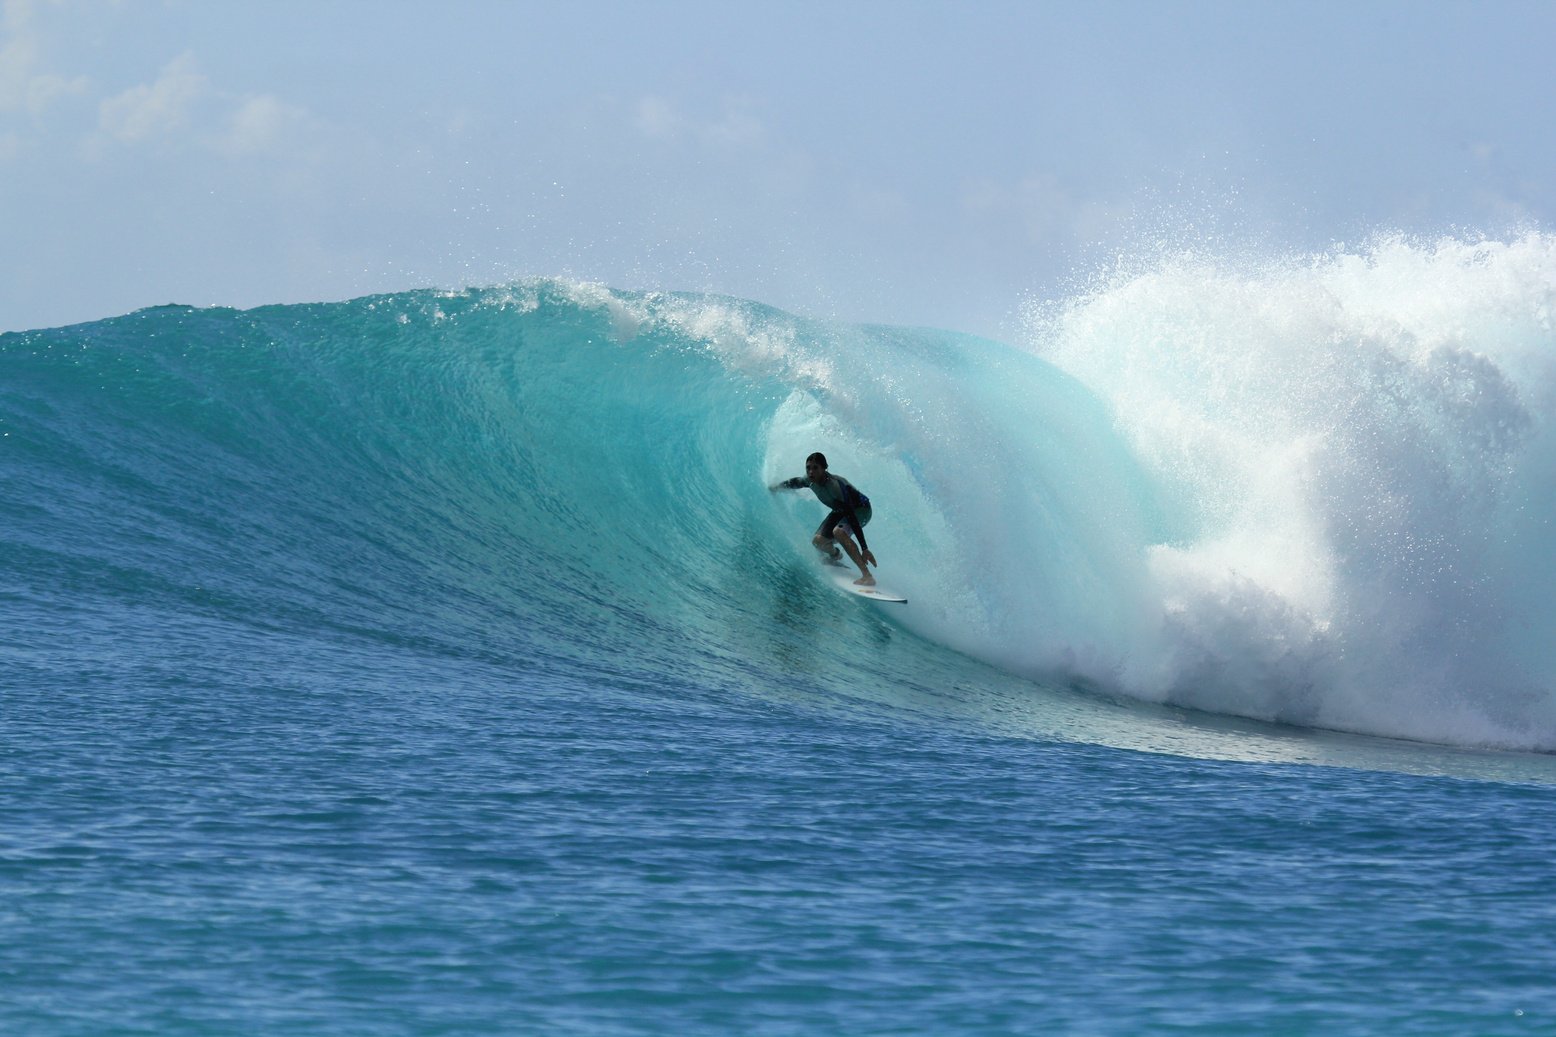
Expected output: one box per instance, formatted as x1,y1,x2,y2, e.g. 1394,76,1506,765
817,506,872,540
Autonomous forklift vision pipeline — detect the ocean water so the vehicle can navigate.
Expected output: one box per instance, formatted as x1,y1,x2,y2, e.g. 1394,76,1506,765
5,235,1556,1034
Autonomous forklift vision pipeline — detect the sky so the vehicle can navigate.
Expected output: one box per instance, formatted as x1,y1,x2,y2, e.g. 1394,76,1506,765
2,0,1553,339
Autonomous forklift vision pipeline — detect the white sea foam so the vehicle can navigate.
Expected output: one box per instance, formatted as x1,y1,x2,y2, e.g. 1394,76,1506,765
1023,233,1556,748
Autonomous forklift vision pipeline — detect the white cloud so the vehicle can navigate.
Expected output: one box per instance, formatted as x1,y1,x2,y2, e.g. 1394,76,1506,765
632,94,767,151
703,97,765,149
0,0,88,115
88,50,326,162
98,52,208,142
219,93,312,156
634,95,680,139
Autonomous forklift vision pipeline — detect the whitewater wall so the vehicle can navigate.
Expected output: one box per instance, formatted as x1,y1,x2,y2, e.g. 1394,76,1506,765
1024,233,1556,746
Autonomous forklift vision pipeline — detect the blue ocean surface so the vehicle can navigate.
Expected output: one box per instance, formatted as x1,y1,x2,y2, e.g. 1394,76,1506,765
5,239,1556,1034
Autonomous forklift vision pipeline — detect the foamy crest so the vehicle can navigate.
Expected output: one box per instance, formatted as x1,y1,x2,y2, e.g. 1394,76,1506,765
551,280,838,394
1027,232,1556,748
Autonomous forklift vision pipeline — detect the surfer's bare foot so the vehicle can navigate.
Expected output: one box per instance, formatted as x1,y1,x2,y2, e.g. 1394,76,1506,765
854,574,875,587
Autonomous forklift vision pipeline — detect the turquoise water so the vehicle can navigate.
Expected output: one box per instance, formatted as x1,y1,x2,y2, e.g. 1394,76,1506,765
5,244,1556,1033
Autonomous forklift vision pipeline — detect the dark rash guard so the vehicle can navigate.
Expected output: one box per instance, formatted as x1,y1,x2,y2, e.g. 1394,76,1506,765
778,473,873,550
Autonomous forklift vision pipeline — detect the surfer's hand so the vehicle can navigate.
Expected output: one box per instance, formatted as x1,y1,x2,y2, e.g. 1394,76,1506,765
863,550,878,567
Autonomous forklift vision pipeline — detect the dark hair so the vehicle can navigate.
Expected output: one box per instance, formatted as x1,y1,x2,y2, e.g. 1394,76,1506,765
805,452,828,469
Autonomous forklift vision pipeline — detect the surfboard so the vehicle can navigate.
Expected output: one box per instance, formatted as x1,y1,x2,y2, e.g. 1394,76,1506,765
824,561,908,604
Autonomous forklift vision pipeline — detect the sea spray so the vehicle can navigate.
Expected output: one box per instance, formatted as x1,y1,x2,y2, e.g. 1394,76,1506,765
1024,232,1556,747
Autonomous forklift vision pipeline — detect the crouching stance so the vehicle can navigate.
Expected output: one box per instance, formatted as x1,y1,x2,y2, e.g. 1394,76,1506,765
769,451,879,586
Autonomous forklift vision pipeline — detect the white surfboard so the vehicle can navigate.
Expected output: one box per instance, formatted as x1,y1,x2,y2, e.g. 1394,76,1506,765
824,562,908,604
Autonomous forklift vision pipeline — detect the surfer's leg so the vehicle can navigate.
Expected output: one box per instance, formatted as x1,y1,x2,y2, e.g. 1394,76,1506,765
831,521,875,586
813,513,843,560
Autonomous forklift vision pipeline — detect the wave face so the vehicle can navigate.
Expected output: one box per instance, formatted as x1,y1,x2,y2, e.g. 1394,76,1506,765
4,236,1554,751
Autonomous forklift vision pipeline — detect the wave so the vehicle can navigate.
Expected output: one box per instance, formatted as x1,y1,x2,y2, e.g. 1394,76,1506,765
1025,232,1556,748
4,233,1554,751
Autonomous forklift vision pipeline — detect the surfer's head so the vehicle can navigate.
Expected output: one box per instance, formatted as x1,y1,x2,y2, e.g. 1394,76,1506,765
805,452,828,481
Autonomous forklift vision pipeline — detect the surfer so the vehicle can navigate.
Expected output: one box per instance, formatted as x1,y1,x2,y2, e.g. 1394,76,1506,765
769,452,879,586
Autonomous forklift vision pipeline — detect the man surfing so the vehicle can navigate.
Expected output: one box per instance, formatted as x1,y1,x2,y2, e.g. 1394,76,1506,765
769,452,879,586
